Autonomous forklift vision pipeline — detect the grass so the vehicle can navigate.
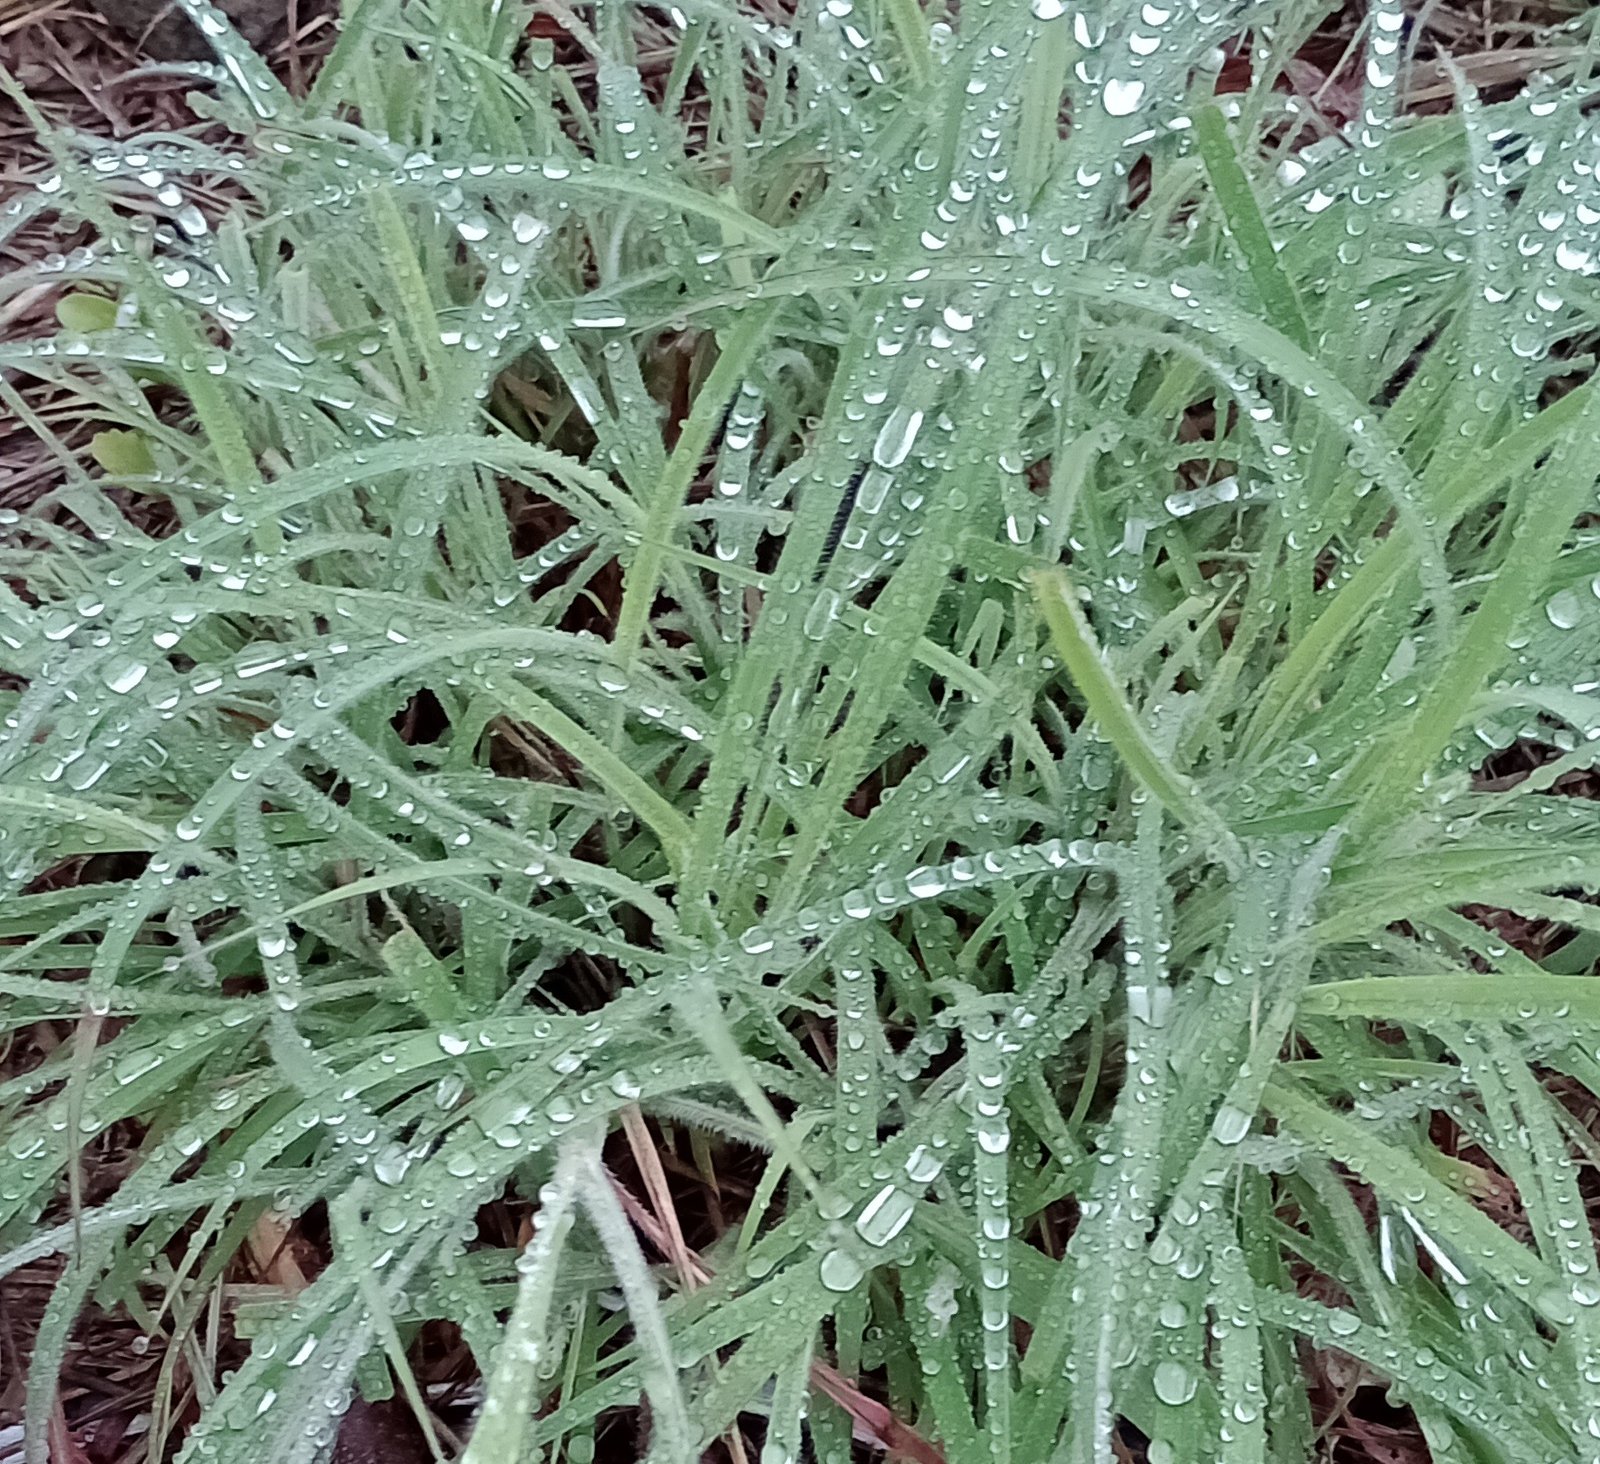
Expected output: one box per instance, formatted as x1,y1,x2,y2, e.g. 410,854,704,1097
4,0,1600,1460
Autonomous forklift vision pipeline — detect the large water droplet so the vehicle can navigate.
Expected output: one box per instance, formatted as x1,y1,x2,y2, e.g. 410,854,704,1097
104,660,149,695
905,1144,945,1184
1152,1360,1197,1406
1102,78,1147,117
872,405,923,469
1210,1104,1252,1145
1546,589,1583,630
819,1248,865,1292
855,1184,917,1247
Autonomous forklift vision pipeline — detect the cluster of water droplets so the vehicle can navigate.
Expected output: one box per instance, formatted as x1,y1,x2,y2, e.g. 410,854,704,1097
735,834,1107,962
966,1021,1014,1448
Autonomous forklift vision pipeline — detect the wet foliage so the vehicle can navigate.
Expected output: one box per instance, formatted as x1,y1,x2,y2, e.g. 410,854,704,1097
5,0,1600,1460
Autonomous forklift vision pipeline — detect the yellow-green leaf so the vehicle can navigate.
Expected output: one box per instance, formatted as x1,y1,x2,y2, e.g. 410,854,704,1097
89,429,156,477
56,293,118,332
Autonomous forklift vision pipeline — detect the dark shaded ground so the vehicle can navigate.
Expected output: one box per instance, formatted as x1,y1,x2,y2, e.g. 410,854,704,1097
82,0,297,59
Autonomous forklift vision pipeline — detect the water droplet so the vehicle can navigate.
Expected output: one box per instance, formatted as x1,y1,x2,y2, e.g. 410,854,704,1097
609,1070,641,1099
1546,589,1583,630
904,1144,945,1184
855,1184,917,1247
1102,78,1146,117
819,1248,865,1292
104,660,149,695
1152,1360,1197,1406
373,1147,411,1185
1556,241,1595,274
1210,1104,1252,1145
803,589,840,640
872,405,923,469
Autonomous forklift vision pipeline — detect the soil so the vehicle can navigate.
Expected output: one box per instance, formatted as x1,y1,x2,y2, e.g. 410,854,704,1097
84,0,294,58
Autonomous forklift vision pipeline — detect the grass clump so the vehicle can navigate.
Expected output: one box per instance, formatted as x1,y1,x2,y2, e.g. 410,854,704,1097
5,0,1600,1460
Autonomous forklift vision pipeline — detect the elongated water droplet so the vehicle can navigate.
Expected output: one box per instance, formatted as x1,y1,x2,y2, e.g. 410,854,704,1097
855,1184,916,1247
872,405,923,469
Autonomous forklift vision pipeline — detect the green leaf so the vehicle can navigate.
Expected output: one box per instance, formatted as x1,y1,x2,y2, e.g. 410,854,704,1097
89,428,156,476
56,292,117,332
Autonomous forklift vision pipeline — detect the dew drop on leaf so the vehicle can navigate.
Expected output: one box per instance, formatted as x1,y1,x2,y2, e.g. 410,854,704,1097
1152,1360,1197,1406
819,1248,865,1292
1102,78,1146,117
